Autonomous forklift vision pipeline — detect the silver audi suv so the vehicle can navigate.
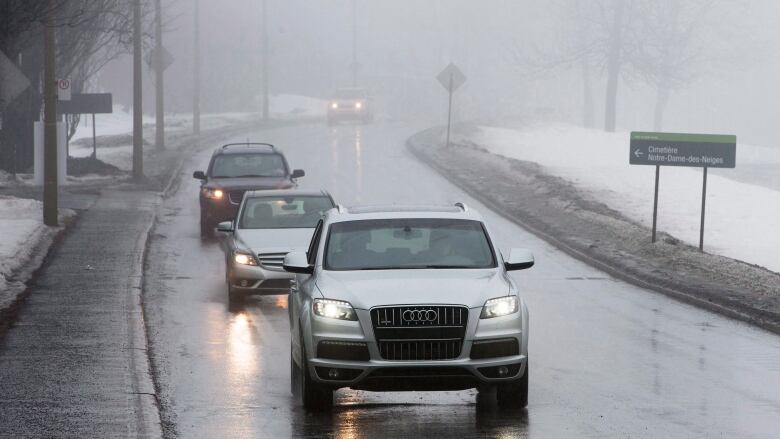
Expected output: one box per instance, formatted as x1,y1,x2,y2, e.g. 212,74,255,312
283,204,535,409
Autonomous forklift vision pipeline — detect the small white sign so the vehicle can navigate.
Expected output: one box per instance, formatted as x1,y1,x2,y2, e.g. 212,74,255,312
57,78,71,101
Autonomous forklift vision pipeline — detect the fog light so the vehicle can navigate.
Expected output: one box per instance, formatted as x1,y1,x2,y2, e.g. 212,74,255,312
328,368,340,379
240,280,249,287
498,366,509,377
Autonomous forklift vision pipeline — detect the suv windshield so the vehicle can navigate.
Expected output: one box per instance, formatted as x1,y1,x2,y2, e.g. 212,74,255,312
211,153,287,178
336,88,366,99
239,196,333,229
324,218,496,270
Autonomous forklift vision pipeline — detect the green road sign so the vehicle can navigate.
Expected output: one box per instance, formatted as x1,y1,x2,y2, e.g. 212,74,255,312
629,131,736,168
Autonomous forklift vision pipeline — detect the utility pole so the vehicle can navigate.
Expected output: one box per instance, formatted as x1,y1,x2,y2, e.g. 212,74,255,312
133,0,143,180
192,0,201,135
261,0,269,121
351,0,358,87
43,0,58,226
154,0,165,149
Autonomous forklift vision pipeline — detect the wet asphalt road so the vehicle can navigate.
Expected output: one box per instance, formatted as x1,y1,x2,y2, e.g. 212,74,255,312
143,122,780,438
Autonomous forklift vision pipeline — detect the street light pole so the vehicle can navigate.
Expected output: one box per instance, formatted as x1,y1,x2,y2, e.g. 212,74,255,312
261,0,269,121
43,0,58,226
133,0,143,181
154,0,165,149
193,0,201,135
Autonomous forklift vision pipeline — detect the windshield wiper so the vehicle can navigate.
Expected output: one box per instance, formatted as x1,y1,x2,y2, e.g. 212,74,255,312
232,174,278,178
422,264,471,269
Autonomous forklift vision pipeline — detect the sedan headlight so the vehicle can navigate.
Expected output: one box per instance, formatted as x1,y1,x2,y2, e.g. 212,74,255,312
354,101,363,109
233,250,257,266
313,299,357,321
203,188,224,200
480,296,518,319
331,102,339,109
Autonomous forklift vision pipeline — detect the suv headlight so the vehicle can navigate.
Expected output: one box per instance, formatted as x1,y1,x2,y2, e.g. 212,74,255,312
313,299,357,321
233,250,257,266
203,188,224,200
480,296,518,319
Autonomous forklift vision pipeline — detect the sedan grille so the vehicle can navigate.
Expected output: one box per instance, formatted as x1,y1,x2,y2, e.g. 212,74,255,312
370,305,468,361
257,252,286,270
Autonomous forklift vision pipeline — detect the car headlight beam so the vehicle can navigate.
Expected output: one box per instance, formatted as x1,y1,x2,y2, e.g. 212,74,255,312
203,188,224,200
354,101,363,109
331,102,338,109
233,251,257,266
313,299,357,321
480,296,519,319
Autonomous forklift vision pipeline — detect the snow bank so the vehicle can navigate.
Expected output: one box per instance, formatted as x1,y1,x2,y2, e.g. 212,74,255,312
475,124,780,273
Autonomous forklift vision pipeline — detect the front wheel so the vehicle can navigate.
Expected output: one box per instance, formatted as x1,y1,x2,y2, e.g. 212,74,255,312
298,332,333,410
200,213,213,238
496,362,529,408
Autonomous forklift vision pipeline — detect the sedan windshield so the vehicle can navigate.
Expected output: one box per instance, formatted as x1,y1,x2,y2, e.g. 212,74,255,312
211,153,287,178
239,196,333,229
324,218,496,270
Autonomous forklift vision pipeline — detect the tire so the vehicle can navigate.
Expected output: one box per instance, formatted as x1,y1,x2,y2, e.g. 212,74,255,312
496,362,529,409
228,284,244,302
200,214,213,238
298,331,332,410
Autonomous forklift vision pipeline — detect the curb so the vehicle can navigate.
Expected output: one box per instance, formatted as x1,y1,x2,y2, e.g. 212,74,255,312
406,128,780,335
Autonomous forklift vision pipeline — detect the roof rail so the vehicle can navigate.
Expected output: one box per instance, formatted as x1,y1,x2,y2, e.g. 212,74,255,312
454,202,468,212
336,204,347,214
221,142,276,151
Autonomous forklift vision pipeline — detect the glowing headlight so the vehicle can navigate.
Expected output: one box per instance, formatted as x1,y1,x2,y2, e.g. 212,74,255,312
233,251,257,266
480,296,519,319
331,102,338,109
203,188,224,200
354,101,363,109
313,299,357,321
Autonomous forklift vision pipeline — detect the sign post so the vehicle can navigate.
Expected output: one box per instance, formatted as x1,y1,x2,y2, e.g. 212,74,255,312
59,93,112,160
436,63,466,148
629,132,736,251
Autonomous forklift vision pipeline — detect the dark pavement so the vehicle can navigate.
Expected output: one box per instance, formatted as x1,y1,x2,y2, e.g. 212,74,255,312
142,122,780,438
0,188,160,437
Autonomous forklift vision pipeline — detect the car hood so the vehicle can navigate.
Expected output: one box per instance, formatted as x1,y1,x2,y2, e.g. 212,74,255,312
236,228,314,253
315,269,509,310
204,176,293,190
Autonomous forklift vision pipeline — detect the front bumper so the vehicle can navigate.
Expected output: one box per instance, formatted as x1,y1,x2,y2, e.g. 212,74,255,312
304,306,528,390
229,262,293,295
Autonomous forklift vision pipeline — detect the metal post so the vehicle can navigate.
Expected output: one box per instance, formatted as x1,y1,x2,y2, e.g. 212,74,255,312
91,113,96,159
699,167,708,252
261,0,269,121
132,0,144,180
351,0,357,87
651,165,660,243
445,72,453,148
43,2,58,226
193,0,201,135
154,0,165,149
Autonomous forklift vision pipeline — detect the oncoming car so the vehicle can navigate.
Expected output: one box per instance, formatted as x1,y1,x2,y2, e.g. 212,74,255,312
283,204,535,409
218,190,336,301
327,88,373,125
193,143,305,237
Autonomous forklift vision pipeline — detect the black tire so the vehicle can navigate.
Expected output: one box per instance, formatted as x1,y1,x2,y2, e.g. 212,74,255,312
496,363,529,409
200,214,213,238
228,284,244,302
298,332,332,410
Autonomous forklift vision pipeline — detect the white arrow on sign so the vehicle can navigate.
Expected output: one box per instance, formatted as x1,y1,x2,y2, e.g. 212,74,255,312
634,148,644,158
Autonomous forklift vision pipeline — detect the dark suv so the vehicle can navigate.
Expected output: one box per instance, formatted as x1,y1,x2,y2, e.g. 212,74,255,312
193,143,305,237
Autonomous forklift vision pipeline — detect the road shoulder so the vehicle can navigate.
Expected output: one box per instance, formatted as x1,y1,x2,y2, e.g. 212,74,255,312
407,126,780,334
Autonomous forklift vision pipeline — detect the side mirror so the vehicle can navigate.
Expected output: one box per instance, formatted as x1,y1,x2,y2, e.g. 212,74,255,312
504,248,534,271
216,221,234,233
283,251,313,274
193,170,207,180
291,169,305,179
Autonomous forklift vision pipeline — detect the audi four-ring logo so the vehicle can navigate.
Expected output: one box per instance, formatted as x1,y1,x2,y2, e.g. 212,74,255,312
402,309,438,322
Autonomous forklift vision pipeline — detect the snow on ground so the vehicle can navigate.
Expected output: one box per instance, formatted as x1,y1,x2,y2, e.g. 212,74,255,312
269,94,327,119
473,124,780,273
0,196,72,295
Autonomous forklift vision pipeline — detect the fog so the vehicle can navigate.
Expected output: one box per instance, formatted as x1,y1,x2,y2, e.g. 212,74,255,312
91,0,780,144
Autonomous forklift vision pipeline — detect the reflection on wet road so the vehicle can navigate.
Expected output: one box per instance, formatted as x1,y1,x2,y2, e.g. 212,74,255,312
143,122,780,438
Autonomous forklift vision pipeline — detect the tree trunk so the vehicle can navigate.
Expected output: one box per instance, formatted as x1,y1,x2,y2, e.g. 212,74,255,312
582,60,595,128
604,0,625,132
